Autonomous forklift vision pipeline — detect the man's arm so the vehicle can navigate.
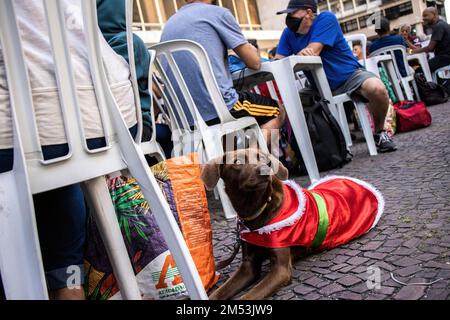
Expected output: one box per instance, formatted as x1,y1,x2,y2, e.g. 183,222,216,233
298,42,325,56
411,40,437,54
233,43,261,70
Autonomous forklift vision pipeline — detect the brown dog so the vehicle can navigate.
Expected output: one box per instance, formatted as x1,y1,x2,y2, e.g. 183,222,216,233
201,149,383,300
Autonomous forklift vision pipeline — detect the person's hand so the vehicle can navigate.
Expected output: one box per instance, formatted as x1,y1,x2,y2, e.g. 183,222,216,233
298,47,315,56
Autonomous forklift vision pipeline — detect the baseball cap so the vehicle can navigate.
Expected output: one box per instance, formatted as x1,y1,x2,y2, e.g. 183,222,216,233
276,0,318,15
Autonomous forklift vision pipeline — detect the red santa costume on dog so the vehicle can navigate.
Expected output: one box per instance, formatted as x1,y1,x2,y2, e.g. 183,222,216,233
240,176,384,250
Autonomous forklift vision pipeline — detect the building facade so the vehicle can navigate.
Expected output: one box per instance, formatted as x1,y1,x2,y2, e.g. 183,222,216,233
133,0,288,50
133,0,446,48
318,0,447,40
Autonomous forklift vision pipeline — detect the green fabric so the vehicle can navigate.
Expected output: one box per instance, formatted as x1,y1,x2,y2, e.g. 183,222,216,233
379,66,398,103
310,192,329,249
97,0,152,126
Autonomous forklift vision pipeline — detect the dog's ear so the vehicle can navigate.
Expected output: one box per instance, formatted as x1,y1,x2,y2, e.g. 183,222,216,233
201,157,222,191
269,154,289,181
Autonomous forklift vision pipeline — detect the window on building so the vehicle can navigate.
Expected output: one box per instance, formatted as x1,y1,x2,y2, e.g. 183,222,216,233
343,0,354,11
318,2,329,12
330,2,340,13
133,0,261,31
218,0,261,30
358,14,372,29
356,0,367,6
340,19,359,33
384,1,413,20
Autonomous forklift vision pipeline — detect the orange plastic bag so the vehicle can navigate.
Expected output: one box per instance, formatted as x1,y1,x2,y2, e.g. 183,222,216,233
85,153,218,300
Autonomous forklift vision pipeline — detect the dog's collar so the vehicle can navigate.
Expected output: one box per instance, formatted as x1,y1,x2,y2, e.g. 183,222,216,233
239,197,272,222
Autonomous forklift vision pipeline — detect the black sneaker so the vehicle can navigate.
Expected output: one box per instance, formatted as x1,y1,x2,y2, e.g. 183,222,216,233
374,131,397,153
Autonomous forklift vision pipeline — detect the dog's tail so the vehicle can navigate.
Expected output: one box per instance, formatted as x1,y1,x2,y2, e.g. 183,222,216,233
216,238,241,271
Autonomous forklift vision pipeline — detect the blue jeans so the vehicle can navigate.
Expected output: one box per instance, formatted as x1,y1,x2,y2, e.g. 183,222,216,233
0,126,137,295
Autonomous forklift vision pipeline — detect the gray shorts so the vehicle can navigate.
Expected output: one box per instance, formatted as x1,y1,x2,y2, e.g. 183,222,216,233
333,68,378,102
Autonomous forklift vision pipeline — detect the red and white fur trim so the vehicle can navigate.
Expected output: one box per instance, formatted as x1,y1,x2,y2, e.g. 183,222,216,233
240,180,307,235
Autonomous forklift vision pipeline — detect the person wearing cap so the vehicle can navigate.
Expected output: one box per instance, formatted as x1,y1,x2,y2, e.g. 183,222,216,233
160,0,285,145
369,16,410,78
275,0,397,153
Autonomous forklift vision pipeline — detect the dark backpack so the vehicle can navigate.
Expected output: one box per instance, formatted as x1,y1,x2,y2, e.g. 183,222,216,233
279,98,352,175
415,73,449,106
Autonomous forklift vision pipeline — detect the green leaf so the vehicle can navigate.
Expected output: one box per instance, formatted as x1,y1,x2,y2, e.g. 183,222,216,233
115,188,141,206
123,219,132,243
116,199,145,210
100,286,113,301
135,225,149,241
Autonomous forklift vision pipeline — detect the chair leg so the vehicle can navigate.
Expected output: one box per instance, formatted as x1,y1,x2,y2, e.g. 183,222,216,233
0,172,48,300
337,103,353,148
402,79,414,101
355,102,378,156
412,80,421,101
216,180,238,220
83,177,142,300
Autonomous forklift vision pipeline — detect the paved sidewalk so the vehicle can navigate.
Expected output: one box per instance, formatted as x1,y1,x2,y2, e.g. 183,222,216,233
208,102,450,300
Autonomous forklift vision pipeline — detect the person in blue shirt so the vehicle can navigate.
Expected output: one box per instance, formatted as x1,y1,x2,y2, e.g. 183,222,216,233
275,0,396,153
369,16,409,78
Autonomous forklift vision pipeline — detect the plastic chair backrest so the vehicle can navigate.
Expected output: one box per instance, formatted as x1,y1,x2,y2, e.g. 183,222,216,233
0,0,206,300
369,44,413,78
125,0,143,143
149,40,236,135
345,33,367,67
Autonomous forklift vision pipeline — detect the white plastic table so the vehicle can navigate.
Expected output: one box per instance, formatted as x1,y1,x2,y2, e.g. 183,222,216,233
407,53,433,82
232,56,339,184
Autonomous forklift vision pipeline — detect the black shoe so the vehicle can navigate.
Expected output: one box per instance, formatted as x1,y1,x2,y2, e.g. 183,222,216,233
374,131,397,153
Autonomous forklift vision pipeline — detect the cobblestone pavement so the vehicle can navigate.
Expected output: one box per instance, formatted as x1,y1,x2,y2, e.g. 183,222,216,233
208,102,450,300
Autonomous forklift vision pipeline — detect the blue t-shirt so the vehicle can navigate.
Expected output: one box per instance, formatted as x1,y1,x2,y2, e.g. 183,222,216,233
228,55,269,74
161,3,247,125
277,12,362,91
369,35,408,77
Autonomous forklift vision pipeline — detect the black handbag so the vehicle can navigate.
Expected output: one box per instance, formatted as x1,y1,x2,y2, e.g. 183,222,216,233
415,73,449,106
288,98,353,174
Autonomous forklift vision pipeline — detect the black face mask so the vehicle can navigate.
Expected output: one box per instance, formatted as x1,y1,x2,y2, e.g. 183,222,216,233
286,15,303,33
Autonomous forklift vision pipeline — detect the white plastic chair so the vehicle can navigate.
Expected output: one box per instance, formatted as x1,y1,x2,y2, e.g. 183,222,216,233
370,45,420,101
432,65,450,83
0,0,207,300
149,40,270,220
124,0,165,160
329,34,377,155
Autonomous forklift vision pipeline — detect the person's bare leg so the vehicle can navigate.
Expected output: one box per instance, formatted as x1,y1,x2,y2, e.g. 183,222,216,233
49,287,85,300
357,77,389,132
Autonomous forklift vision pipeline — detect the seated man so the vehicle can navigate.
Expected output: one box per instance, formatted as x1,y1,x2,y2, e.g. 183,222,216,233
97,0,173,159
369,16,409,78
160,0,285,144
275,0,396,153
412,7,450,74
0,0,138,300
352,41,364,60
